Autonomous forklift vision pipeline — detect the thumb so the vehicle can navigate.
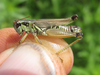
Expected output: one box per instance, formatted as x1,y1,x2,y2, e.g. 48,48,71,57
0,28,74,75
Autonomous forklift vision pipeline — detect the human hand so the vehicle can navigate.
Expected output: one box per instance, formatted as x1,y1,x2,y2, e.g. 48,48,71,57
0,28,73,75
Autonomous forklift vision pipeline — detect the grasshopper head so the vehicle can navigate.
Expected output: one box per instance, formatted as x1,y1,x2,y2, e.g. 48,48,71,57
71,26,82,33
13,20,23,35
13,16,30,35
13,20,21,28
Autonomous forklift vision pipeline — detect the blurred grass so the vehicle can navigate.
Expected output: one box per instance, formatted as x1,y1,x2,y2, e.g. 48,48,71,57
0,0,100,75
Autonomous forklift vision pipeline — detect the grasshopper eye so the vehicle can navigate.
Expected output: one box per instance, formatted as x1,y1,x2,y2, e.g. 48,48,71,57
13,21,21,28
13,21,23,35
16,23,21,28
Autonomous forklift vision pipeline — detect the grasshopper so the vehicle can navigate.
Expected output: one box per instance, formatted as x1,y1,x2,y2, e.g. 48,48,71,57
13,14,83,54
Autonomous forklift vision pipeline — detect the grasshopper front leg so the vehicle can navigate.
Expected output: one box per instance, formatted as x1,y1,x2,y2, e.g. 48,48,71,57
19,32,29,44
19,32,42,44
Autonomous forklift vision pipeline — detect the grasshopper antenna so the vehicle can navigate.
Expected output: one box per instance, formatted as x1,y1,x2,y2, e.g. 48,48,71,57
13,16,30,25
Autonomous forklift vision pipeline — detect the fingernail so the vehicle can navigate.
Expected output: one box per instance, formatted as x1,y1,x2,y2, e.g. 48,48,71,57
0,43,56,75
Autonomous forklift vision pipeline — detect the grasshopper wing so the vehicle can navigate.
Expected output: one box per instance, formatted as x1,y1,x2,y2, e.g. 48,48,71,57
34,14,78,28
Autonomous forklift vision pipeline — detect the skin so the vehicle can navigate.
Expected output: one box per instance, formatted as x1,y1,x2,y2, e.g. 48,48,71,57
0,28,74,75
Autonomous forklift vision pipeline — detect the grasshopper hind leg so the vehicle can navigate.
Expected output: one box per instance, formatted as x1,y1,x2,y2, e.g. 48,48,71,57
56,33,83,55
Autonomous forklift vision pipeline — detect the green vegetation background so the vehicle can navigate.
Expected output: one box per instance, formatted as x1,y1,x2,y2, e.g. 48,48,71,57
0,0,100,75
